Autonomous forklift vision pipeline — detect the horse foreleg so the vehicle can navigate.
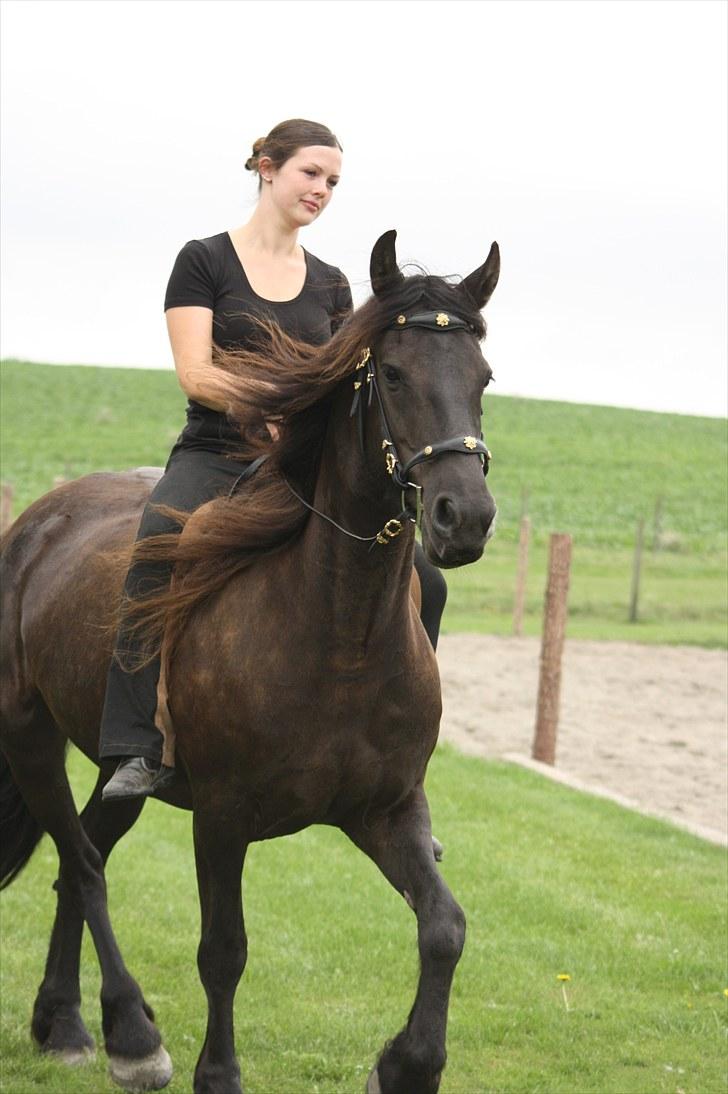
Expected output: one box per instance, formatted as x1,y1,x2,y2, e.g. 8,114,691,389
31,773,146,1066
192,804,248,1094
344,785,465,1094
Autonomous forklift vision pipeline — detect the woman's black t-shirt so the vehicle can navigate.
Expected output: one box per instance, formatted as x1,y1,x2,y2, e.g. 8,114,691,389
164,231,353,448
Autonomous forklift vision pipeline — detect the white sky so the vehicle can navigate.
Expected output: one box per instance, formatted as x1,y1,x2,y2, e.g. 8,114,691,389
1,0,726,417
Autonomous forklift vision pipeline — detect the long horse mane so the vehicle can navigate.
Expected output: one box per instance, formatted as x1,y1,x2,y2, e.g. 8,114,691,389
116,271,486,665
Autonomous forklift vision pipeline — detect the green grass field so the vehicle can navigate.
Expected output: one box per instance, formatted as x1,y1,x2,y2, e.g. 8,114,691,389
0,746,726,1094
1,359,726,647
1,361,726,1092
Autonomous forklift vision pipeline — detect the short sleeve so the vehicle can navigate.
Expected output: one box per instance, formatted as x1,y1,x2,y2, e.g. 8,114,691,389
331,271,354,334
164,240,216,311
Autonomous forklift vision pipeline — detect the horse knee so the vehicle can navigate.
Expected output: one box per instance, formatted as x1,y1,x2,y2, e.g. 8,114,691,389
419,899,465,967
197,930,247,991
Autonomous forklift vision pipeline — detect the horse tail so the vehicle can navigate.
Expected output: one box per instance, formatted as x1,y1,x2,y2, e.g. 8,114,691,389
0,750,45,890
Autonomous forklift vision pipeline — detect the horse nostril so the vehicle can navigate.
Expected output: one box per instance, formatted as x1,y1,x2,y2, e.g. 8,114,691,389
432,495,459,534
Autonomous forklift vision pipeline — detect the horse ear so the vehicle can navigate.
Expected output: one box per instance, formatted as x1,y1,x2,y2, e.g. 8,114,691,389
461,242,500,309
370,230,404,295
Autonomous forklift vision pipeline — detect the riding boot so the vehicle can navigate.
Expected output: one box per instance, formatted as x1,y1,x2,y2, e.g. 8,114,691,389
102,757,176,802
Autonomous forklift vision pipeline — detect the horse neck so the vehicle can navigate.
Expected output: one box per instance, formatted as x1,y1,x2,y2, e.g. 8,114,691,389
297,383,415,654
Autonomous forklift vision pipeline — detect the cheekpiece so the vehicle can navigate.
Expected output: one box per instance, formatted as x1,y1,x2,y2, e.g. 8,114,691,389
349,307,490,547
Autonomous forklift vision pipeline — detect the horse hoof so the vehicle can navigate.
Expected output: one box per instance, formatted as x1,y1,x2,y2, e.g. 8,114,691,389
48,1045,96,1067
108,1044,173,1092
366,1065,382,1094
32,1007,96,1062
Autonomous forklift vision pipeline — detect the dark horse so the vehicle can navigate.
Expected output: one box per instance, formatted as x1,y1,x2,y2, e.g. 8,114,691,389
0,230,499,1094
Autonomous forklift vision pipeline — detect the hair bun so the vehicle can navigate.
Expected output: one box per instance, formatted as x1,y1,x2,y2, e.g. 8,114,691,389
245,137,266,172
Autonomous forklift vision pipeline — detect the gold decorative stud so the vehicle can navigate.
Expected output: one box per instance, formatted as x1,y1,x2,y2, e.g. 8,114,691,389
463,436,478,450
356,347,371,369
382,439,392,449
376,518,404,544
385,453,397,475
396,315,407,325
353,381,362,390
424,445,433,456
435,313,450,326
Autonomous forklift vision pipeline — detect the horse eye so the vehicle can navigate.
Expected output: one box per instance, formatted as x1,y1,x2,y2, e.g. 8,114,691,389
382,365,400,385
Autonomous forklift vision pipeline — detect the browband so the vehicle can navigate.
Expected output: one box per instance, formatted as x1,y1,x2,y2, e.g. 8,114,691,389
388,310,473,333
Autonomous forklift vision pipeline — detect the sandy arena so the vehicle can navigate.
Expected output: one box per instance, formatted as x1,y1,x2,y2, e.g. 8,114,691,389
436,635,728,842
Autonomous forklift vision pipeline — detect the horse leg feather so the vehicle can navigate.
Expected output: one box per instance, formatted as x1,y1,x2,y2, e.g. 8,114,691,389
344,786,465,1094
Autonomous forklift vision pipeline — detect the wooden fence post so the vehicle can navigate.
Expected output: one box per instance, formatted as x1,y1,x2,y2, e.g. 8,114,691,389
651,495,663,553
513,516,531,637
532,533,572,765
0,483,13,535
629,517,645,623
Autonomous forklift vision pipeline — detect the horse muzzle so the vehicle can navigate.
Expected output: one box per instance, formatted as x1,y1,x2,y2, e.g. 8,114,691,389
420,484,497,568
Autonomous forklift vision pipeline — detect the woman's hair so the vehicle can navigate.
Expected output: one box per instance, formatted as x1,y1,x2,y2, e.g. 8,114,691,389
244,118,342,189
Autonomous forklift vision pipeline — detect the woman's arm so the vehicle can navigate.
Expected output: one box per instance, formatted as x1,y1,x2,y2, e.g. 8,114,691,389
166,306,280,438
165,306,232,412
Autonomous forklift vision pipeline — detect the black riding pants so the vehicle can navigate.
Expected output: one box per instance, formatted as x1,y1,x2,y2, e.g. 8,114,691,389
98,443,447,764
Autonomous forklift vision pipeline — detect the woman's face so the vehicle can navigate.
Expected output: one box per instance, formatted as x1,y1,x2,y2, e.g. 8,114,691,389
263,144,342,227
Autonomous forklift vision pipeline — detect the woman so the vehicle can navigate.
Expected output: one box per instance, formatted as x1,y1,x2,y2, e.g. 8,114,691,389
100,118,446,802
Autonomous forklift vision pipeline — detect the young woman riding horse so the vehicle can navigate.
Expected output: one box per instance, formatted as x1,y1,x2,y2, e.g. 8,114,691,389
100,118,447,801
0,226,500,1094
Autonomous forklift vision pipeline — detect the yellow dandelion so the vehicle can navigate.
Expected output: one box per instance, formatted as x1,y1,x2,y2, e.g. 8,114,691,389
723,988,728,998
557,973,571,982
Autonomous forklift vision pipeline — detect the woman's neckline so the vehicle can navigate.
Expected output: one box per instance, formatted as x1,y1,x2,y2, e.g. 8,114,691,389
225,231,309,304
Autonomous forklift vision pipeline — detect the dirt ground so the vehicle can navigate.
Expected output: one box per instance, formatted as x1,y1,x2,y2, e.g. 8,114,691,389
436,635,728,840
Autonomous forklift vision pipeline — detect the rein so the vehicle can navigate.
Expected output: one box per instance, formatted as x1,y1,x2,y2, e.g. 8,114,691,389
288,309,492,550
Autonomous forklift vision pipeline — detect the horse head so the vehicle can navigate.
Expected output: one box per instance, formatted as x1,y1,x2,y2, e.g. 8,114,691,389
359,229,500,568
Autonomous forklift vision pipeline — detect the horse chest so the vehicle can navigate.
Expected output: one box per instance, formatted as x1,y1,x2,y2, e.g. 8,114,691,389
174,623,441,808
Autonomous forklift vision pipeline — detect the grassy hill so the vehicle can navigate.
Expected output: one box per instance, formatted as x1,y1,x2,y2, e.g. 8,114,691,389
1,359,726,646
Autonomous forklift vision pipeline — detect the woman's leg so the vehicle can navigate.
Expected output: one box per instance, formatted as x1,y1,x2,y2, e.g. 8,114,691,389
413,541,448,651
100,447,251,798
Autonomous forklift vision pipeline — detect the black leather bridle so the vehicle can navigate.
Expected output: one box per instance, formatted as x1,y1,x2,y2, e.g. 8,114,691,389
349,309,492,543
285,308,492,549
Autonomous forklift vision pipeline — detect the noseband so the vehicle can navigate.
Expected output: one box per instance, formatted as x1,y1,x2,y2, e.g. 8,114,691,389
286,309,492,549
